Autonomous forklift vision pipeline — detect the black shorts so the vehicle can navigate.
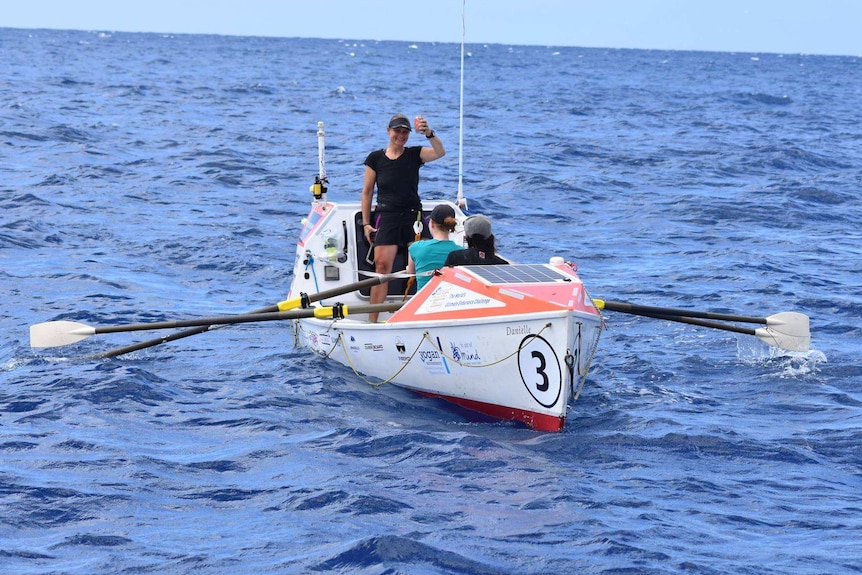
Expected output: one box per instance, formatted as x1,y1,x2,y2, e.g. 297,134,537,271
373,209,422,246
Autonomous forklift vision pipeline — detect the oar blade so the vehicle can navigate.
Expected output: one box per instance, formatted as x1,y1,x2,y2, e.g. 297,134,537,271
756,312,811,351
30,321,96,348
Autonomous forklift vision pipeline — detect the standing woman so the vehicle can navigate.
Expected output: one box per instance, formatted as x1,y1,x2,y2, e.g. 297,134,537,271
362,114,446,322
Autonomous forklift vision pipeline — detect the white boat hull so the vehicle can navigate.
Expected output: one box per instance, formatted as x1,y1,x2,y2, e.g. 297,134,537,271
288,199,603,431
293,309,599,431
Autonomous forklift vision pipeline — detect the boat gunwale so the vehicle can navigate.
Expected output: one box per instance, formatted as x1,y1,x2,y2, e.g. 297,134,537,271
293,307,601,331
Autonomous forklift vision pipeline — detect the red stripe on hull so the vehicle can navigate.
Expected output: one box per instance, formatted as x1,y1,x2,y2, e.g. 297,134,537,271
415,390,565,432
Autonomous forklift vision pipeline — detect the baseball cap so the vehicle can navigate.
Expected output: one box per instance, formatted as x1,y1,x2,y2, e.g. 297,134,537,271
430,204,456,224
464,215,492,239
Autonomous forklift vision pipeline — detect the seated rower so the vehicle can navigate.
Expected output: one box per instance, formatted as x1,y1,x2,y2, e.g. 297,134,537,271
406,204,460,291
444,214,508,266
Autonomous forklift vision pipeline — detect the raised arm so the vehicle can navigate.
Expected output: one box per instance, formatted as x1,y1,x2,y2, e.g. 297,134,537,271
416,116,446,163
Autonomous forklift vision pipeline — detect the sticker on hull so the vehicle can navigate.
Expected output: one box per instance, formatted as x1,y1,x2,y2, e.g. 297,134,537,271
449,339,483,366
415,283,506,315
418,340,451,375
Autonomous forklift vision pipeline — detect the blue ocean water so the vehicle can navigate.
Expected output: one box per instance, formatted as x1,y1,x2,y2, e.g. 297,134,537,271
2,27,861,574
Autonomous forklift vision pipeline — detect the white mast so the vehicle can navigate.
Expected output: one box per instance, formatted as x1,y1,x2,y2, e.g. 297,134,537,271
457,0,467,210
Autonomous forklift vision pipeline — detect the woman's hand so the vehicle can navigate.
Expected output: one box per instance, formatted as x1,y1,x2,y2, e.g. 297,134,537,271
364,225,377,244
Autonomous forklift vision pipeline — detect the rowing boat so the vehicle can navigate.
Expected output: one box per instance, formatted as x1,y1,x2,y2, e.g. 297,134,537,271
288,200,603,431
286,124,603,431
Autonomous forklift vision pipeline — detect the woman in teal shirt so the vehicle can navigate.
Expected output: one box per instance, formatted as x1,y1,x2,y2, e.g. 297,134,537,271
407,204,460,291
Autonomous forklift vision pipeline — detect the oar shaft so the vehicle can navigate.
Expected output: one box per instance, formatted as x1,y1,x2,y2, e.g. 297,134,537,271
92,325,212,359
595,301,809,352
598,300,767,325
311,276,389,301
277,274,396,311
636,312,757,337
94,303,404,335
96,275,401,358
91,304,280,359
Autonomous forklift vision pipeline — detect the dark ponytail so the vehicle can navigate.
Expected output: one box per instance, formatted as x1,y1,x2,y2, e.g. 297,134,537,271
466,234,496,256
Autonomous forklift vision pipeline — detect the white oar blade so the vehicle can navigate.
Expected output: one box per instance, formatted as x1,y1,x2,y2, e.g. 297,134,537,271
30,321,96,348
756,312,811,351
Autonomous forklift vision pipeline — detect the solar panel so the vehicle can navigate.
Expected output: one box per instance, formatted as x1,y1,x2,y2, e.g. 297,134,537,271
462,264,574,285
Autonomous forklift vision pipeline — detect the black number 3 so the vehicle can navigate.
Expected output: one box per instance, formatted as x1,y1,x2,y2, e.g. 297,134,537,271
532,350,549,392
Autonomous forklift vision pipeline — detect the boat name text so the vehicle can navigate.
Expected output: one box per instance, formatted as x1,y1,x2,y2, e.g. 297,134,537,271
507,324,532,336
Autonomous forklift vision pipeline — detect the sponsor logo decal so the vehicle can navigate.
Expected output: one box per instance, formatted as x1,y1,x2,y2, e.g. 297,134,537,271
393,336,412,362
307,330,332,354
348,334,361,353
415,283,505,315
449,340,482,366
417,337,450,375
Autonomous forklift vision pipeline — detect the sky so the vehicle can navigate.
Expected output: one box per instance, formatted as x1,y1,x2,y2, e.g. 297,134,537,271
4,0,861,57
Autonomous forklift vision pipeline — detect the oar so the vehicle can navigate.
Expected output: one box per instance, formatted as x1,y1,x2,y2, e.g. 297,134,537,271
593,299,810,352
89,274,403,358
273,273,405,312
30,302,404,349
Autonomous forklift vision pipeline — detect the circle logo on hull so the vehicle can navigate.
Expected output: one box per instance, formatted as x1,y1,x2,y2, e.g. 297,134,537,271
517,334,562,408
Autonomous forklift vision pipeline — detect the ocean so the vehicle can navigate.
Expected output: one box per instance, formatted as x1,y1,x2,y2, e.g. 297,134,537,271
2,27,860,574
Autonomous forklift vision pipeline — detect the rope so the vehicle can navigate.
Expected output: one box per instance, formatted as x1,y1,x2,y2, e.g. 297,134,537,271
567,287,606,406
357,270,415,280
336,330,426,387
292,319,425,387
569,320,602,403
292,315,600,407
295,320,553,381
428,322,554,368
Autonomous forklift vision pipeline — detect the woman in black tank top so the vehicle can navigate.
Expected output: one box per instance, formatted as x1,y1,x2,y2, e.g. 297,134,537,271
361,114,446,321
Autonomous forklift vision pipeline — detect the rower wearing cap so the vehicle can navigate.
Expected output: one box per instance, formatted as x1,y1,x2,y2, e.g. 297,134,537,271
406,204,460,291
444,214,508,266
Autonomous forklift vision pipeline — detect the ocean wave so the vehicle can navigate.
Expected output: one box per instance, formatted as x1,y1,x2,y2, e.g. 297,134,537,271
312,535,510,575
